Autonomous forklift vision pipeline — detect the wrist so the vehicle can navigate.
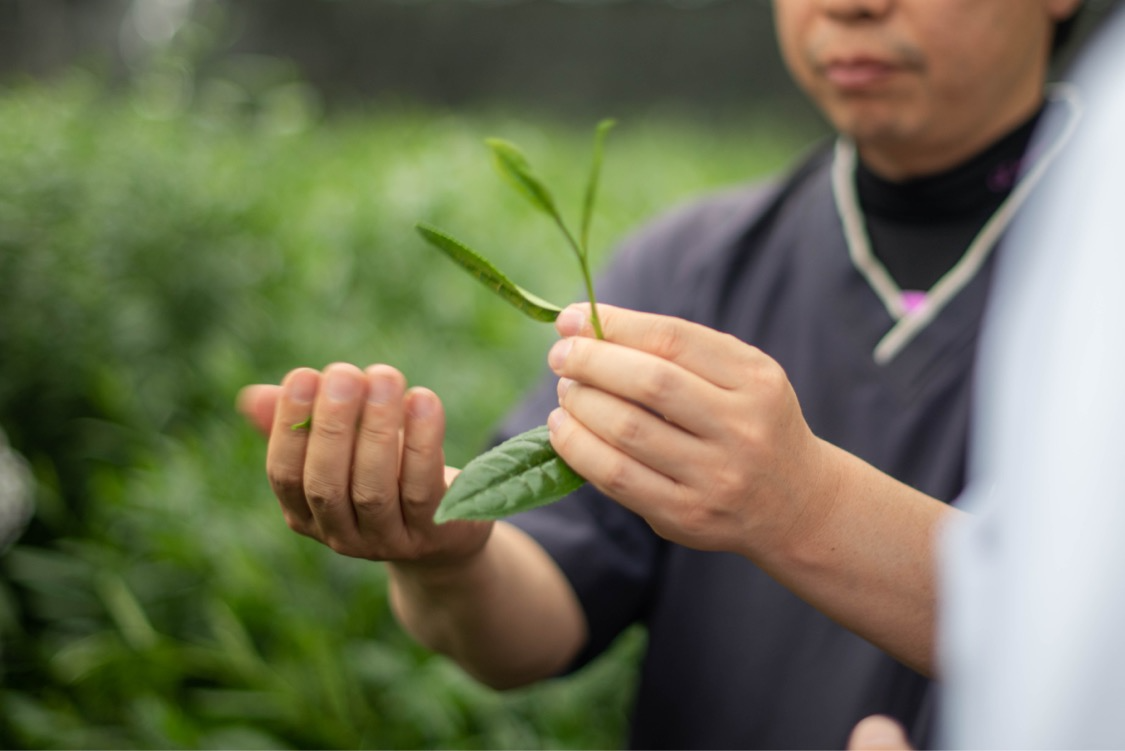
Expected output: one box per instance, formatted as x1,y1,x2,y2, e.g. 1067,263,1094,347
388,527,494,590
749,437,848,570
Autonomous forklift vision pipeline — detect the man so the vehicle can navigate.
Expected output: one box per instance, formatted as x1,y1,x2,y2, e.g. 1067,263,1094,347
239,1,1084,747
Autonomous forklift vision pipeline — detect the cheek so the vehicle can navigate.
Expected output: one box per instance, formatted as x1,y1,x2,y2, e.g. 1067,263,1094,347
772,4,816,91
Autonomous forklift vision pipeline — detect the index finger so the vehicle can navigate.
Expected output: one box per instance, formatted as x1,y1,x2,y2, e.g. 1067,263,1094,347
555,303,762,390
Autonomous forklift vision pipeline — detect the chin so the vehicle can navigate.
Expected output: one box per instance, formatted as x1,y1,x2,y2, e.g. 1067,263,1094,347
831,106,918,144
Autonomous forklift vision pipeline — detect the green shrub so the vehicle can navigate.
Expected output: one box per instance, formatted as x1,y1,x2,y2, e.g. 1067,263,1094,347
0,71,811,748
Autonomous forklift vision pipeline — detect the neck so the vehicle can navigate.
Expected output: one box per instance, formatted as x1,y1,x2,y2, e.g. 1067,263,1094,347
857,95,1047,182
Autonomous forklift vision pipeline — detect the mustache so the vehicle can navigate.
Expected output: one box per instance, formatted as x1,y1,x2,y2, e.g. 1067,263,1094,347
805,35,926,70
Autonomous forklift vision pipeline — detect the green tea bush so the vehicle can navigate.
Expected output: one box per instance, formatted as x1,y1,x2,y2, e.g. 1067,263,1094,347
0,71,811,748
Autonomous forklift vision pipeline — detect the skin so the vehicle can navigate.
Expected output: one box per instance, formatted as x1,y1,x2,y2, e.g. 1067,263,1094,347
847,715,912,750
238,366,585,689
238,0,1082,690
546,304,951,674
774,0,1081,179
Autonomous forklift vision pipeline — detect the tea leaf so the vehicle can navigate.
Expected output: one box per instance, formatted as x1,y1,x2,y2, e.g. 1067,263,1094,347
485,138,561,222
433,425,585,523
580,119,616,253
415,222,563,323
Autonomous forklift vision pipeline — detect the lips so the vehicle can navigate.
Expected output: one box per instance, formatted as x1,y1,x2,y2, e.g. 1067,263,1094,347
822,58,904,90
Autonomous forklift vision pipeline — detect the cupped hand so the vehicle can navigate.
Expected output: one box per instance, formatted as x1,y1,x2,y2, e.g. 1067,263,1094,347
545,304,840,558
236,363,490,565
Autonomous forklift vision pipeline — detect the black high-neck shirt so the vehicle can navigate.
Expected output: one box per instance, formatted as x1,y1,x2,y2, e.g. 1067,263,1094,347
857,109,1044,292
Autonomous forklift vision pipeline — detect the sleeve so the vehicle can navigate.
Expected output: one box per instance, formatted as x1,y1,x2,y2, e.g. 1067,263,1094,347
498,181,783,671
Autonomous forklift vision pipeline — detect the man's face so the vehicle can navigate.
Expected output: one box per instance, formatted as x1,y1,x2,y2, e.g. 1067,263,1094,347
773,0,1080,178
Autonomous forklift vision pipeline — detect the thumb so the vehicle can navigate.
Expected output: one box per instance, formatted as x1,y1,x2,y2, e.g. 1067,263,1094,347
847,715,913,751
236,384,282,437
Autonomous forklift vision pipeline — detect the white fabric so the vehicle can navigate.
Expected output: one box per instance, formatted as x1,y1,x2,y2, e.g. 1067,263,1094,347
939,10,1125,748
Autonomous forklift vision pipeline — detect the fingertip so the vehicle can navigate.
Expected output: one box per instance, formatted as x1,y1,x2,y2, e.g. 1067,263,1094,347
847,715,912,751
548,338,573,372
548,407,568,433
364,364,407,406
282,367,320,405
322,362,366,404
405,387,442,421
555,305,588,336
237,384,281,436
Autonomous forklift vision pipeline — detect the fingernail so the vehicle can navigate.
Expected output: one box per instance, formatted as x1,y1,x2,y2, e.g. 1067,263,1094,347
368,375,396,406
548,407,567,432
408,390,435,419
556,377,575,401
286,371,317,404
548,339,572,371
325,370,359,403
556,307,587,336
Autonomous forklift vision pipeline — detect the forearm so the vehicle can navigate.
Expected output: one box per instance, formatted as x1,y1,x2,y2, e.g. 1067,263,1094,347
388,521,586,690
750,439,961,677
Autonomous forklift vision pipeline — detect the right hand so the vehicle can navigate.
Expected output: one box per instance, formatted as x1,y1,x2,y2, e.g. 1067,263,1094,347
237,362,492,565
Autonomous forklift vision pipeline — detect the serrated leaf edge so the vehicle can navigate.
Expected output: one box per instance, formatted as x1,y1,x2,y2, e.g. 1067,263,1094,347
415,222,563,322
433,425,585,523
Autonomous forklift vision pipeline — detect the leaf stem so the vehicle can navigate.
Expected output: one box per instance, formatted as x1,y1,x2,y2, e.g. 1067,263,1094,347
581,259,605,340
552,214,604,339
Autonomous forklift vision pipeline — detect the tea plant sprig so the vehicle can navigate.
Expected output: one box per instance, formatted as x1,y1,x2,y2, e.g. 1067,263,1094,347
416,119,616,524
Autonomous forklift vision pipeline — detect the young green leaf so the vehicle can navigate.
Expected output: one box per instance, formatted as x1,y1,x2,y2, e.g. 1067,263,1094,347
421,120,619,526
415,222,564,323
485,138,562,223
433,425,586,523
580,119,616,253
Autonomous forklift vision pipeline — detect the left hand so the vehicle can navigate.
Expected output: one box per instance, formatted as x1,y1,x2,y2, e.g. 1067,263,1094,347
546,303,841,558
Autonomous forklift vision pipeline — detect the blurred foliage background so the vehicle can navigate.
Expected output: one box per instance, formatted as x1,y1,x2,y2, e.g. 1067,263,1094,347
3,0,1108,748
0,2,820,746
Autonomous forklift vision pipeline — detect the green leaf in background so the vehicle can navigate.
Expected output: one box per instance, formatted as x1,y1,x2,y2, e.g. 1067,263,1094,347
485,138,563,225
415,223,564,323
580,119,616,253
433,425,586,523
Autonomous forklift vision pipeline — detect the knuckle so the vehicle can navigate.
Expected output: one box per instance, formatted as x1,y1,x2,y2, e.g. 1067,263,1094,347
676,497,720,543
598,456,634,498
402,423,442,465
358,418,399,448
311,416,351,443
350,478,394,512
303,475,343,511
733,421,770,457
399,475,436,507
608,410,645,449
750,355,788,393
635,366,675,405
642,318,687,361
710,463,745,500
269,468,304,499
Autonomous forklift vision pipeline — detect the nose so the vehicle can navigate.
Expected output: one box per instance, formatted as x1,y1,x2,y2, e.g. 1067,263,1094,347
815,0,892,21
